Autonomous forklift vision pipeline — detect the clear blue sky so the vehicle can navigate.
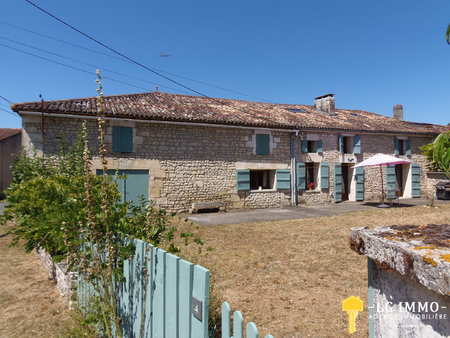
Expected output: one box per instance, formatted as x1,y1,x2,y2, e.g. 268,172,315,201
1,1,449,128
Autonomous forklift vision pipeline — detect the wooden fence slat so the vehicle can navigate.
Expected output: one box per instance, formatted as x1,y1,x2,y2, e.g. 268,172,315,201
122,255,131,337
165,253,180,337
152,248,166,338
142,244,154,337
221,301,231,338
233,311,244,338
191,266,210,338
132,240,146,336
178,260,194,338
246,322,258,338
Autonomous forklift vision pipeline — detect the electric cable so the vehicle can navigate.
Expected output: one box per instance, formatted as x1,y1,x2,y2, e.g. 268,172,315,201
0,35,190,94
1,18,273,102
0,42,190,94
24,0,279,124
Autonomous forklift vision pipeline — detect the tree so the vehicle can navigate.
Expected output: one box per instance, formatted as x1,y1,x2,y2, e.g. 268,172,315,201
447,23,450,45
421,131,450,179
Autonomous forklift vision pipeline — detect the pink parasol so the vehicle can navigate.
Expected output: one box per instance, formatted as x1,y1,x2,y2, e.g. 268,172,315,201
353,153,412,205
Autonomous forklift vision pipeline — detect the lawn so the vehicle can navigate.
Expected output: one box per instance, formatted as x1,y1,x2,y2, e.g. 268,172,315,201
179,204,450,337
0,204,448,337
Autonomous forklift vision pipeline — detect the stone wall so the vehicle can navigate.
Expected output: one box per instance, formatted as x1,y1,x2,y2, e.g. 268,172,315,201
36,248,77,307
425,172,449,198
21,114,440,211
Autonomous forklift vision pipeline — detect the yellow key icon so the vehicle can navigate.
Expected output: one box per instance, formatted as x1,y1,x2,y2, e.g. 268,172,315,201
342,296,364,334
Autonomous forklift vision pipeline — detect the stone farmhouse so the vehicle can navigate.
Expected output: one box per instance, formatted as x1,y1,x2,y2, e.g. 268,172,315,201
12,93,448,212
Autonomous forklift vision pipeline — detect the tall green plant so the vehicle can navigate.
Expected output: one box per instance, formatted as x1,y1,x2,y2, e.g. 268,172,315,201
432,131,450,178
420,131,450,179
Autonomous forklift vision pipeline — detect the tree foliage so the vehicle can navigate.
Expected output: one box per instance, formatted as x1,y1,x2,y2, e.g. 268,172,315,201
447,23,450,45
420,131,450,179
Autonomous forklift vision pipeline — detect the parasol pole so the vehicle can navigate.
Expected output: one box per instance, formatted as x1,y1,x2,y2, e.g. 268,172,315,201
380,165,384,203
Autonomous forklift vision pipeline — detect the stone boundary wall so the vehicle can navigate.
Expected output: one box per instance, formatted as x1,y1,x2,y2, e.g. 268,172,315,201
36,248,77,308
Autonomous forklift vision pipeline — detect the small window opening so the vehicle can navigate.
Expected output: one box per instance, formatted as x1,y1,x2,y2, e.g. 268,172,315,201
307,140,318,153
398,139,405,155
250,170,275,190
305,163,319,190
343,136,353,154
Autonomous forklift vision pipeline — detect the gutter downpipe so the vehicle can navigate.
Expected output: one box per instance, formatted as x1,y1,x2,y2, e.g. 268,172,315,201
290,131,298,206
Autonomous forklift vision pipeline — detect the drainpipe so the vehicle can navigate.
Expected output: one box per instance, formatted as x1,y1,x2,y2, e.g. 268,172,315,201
290,132,298,206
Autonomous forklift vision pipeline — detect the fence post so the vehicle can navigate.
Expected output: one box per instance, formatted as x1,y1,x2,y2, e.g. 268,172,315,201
221,302,231,338
191,266,210,338
233,311,244,338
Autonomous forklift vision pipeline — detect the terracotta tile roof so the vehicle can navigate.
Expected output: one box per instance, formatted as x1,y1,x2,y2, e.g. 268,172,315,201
0,128,21,142
11,92,449,135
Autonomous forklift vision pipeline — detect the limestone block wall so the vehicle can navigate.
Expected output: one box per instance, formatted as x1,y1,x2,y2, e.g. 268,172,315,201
242,190,286,209
22,115,293,211
21,113,439,211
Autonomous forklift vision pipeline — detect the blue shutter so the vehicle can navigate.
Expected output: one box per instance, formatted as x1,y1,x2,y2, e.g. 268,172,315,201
355,166,364,201
236,170,250,191
113,126,133,153
97,169,148,204
334,163,342,202
320,162,329,190
317,140,323,153
123,170,149,204
411,164,421,198
301,139,308,153
394,137,399,156
406,139,411,156
385,165,396,199
297,162,306,191
276,170,291,190
256,134,270,156
338,135,344,153
353,135,361,155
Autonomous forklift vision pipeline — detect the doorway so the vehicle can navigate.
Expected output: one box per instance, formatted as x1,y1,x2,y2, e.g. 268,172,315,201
395,165,403,197
341,164,352,201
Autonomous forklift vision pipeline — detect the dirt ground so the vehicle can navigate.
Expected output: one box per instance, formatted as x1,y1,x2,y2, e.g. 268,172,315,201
179,204,450,337
0,221,69,337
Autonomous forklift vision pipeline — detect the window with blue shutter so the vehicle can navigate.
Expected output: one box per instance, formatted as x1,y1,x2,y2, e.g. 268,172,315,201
317,140,323,153
236,169,250,191
338,135,344,153
385,165,396,199
256,134,270,156
411,164,421,197
301,139,308,153
297,162,306,191
355,166,364,201
276,170,291,190
334,163,342,202
406,139,411,156
113,126,133,153
394,137,399,156
353,135,361,154
320,162,329,190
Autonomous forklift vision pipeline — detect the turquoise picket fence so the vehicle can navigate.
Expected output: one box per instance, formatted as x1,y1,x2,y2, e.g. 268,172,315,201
221,302,273,338
77,238,210,338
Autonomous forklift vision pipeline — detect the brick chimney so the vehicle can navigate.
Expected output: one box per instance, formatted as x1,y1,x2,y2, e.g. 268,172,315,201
314,94,335,115
393,104,403,120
